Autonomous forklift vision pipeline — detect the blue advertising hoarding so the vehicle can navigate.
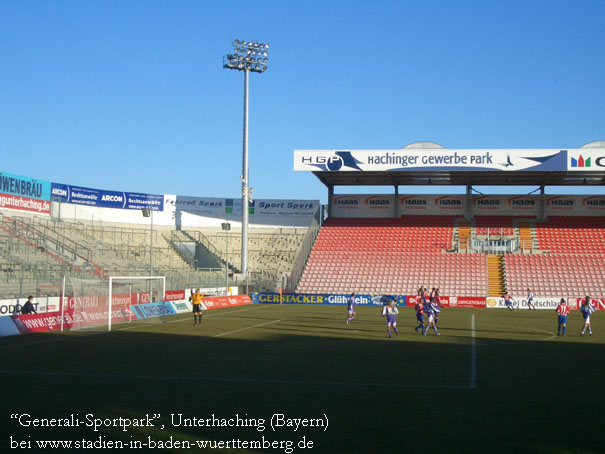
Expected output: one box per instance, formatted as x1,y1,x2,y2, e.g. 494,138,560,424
51,183,163,211
131,301,175,319
251,293,405,306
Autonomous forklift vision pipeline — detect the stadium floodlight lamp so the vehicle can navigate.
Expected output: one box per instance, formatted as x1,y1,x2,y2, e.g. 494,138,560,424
223,39,269,74
223,39,269,290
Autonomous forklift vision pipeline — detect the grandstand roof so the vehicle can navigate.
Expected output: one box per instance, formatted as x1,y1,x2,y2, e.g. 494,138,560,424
311,168,605,188
296,141,605,189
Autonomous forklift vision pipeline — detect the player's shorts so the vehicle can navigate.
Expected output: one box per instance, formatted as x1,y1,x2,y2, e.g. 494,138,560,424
558,315,567,324
427,314,435,323
386,314,397,325
583,315,591,324
193,304,201,313
416,314,424,323
348,309,355,316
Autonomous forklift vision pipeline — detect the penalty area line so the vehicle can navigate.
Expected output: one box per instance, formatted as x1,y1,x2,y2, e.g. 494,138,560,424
182,318,283,345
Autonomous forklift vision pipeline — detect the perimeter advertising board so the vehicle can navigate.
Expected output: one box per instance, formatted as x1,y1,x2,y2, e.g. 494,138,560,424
573,298,604,311
486,296,563,310
201,295,253,310
406,295,454,307
251,293,405,306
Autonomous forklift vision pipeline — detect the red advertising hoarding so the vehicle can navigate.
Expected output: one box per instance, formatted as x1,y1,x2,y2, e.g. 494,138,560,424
202,295,253,310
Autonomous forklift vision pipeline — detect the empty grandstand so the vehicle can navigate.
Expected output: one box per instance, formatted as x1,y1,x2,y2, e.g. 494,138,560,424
293,143,605,300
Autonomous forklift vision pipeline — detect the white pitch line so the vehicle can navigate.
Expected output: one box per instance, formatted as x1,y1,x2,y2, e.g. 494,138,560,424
110,305,267,332
470,313,477,389
183,318,283,345
164,305,266,324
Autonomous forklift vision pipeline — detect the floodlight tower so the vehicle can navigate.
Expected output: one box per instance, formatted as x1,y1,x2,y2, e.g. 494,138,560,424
223,39,269,289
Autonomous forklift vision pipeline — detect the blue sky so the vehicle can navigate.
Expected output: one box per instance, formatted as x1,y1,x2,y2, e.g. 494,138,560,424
1,0,604,204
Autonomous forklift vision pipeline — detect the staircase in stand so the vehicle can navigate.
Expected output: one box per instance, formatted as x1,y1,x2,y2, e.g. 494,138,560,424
487,254,505,296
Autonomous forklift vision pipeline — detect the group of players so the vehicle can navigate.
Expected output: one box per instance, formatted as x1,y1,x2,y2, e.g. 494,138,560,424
555,296,596,337
413,287,442,336
503,290,596,337
345,287,443,338
345,288,597,339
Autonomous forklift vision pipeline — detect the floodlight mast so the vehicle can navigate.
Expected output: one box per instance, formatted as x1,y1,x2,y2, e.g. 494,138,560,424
223,40,269,290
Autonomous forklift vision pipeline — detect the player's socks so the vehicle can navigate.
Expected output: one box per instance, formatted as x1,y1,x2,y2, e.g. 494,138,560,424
433,325,439,334
562,326,566,335
393,327,398,335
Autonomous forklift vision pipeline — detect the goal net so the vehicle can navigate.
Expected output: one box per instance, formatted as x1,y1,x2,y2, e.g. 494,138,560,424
61,276,166,332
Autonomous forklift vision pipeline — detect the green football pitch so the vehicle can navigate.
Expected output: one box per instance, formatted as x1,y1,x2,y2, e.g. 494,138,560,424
1,304,603,453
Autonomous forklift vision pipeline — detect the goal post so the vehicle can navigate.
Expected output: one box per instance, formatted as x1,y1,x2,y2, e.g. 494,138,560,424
61,276,166,332
108,276,166,331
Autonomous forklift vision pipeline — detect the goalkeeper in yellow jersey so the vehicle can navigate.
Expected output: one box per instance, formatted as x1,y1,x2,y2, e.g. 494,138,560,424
189,289,204,325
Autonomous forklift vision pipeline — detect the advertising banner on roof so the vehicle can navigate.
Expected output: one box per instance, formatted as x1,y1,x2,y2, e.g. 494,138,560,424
567,149,605,171
0,172,51,200
51,183,164,211
331,194,605,217
0,172,51,214
400,195,466,215
171,196,318,217
294,149,572,172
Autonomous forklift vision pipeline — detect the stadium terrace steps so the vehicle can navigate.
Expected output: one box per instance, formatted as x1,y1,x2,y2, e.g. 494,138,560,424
456,219,471,251
516,220,535,252
487,254,506,296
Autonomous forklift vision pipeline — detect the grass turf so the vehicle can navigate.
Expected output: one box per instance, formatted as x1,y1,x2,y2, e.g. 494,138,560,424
1,304,603,453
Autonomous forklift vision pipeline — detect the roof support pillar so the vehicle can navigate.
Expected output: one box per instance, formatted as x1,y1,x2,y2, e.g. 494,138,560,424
394,185,399,218
539,185,546,221
466,184,473,221
327,185,334,219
